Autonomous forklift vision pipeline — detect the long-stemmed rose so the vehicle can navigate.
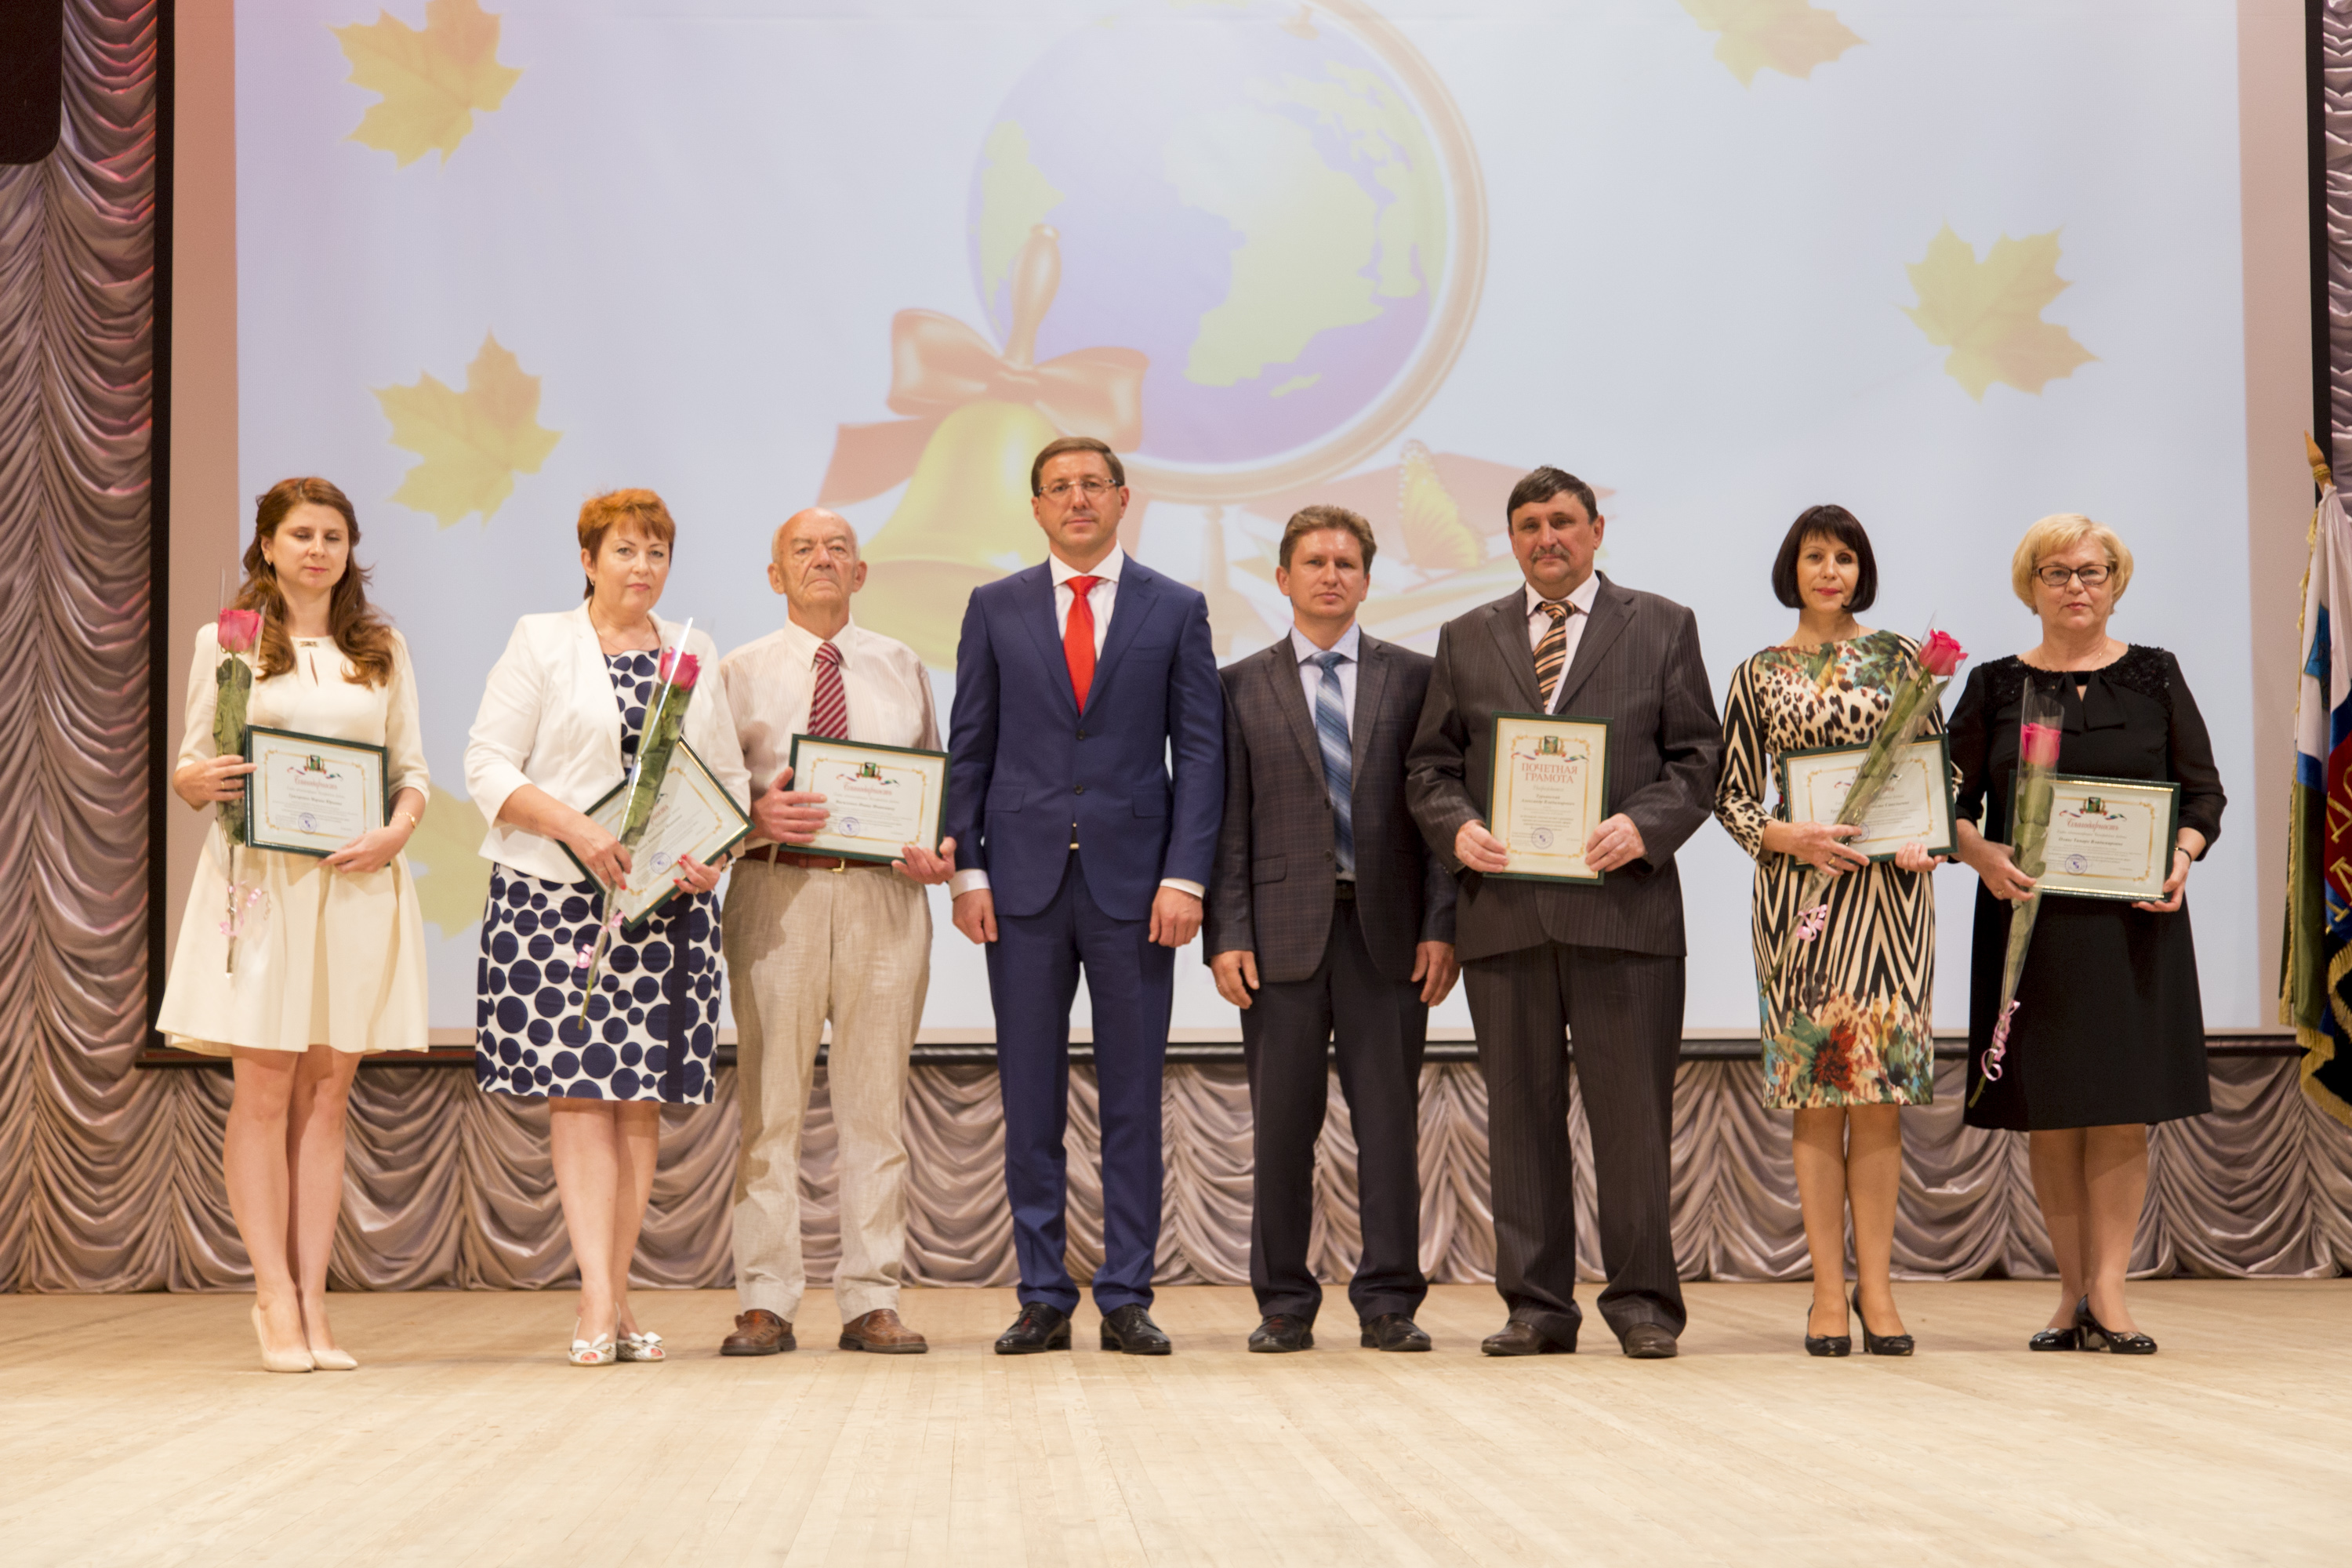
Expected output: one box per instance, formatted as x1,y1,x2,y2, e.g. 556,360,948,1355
1767,629,1967,993
1971,689,2065,1105
575,632,701,1022
212,608,262,844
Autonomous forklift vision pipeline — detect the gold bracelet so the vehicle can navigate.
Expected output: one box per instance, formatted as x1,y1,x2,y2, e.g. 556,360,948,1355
393,811,420,831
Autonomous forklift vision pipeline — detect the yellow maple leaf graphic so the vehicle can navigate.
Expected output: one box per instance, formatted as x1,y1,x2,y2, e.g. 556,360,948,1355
405,783,492,938
334,0,521,167
1681,0,1860,85
376,333,561,527
1904,225,2096,401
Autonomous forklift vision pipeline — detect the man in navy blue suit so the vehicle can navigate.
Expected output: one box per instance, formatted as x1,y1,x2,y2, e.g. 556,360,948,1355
945,436,1224,1356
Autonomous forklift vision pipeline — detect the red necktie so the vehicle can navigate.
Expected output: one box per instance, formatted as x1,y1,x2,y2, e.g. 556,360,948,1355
808,641,848,739
1065,575,1100,710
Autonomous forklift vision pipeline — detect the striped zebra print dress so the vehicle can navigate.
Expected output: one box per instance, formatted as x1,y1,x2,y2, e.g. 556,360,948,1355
1715,631,1939,1109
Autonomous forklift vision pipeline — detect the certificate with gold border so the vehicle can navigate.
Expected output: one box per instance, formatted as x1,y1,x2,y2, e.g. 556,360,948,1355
1485,712,1611,884
242,727,388,857
784,734,948,866
2034,775,2181,902
562,741,751,935
1777,735,1957,862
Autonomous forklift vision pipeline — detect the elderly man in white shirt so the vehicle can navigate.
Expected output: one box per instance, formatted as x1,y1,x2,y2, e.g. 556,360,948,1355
716,508,955,1357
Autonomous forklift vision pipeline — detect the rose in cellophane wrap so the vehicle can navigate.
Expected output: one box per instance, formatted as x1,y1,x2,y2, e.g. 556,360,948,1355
1767,630,1967,994
1970,686,2066,1105
211,609,262,845
575,642,701,1022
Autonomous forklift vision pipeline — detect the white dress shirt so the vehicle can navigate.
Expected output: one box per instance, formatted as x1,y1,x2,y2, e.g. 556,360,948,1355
1525,573,1602,713
1050,543,1124,652
719,614,941,850
1290,620,1360,741
949,544,1203,904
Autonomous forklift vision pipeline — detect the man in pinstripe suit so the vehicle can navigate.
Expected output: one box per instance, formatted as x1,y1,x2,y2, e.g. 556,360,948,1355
1406,467,1723,1359
1206,506,1458,1355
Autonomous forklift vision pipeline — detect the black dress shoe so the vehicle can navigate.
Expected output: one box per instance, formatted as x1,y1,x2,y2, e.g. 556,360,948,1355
1360,1314,1432,1352
1853,1287,1913,1356
1804,1303,1851,1358
1621,1323,1679,1359
2076,1296,2157,1356
993,1301,1072,1355
1248,1313,1313,1353
1100,1303,1172,1356
1482,1319,1572,1356
2027,1327,2081,1352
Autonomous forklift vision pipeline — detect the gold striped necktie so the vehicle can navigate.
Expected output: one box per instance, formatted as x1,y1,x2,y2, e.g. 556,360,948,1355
1535,600,1572,709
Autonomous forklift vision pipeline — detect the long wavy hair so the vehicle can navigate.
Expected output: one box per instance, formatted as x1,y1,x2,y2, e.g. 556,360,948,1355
234,477,399,688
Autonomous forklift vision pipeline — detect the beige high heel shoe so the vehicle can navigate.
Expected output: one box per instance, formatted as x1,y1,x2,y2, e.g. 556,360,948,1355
252,1305,315,1374
309,1345,359,1371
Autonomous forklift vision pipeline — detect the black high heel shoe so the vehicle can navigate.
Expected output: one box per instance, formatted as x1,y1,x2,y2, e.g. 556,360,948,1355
2027,1326,2080,1352
1803,1301,1851,1357
2075,1296,2157,1356
1852,1287,1914,1356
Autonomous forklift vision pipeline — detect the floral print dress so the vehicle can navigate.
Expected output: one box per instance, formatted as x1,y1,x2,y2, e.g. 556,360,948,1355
1714,631,1940,1109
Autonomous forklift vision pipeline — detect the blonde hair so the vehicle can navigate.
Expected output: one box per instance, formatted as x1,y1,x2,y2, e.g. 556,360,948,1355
2010,513,2133,608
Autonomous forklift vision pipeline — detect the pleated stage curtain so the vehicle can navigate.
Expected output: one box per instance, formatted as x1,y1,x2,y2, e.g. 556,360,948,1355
5,1,2351,1297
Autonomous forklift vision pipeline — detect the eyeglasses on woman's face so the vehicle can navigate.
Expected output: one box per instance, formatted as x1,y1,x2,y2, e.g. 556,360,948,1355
2036,564,2110,588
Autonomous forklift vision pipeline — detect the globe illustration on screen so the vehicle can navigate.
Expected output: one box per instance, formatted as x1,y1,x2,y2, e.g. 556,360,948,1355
966,0,1483,499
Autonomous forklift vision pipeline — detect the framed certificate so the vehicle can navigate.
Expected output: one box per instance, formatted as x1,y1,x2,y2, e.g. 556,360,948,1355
563,741,752,933
2034,775,2182,902
784,734,949,866
242,727,388,857
1484,712,1611,884
1777,735,1958,862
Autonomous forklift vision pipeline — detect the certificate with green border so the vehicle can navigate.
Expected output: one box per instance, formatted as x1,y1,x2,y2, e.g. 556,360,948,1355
784,734,949,866
1777,734,1958,863
2036,775,2181,902
561,741,751,934
1483,712,1611,884
242,727,388,858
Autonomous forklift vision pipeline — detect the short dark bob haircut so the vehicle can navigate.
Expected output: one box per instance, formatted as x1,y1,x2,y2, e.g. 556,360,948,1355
1771,505,1878,612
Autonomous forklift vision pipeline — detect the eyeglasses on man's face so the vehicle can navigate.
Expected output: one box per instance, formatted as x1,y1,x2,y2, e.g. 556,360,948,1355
1040,477,1118,502
2037,564,2110,588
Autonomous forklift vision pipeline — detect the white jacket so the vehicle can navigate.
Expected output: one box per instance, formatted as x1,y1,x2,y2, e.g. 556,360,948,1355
464,604,750,885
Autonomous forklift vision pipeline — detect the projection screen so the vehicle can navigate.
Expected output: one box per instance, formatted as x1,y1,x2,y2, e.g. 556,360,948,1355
225,0,2263,1036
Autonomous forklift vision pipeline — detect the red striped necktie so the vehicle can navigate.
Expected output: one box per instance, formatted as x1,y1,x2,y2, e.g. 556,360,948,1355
809,641,848,739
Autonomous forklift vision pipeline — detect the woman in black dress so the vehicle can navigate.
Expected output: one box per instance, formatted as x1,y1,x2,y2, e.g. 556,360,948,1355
1948,514,2223,1356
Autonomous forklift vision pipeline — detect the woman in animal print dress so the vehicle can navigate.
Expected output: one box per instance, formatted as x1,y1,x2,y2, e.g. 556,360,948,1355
1714,506,1947,1357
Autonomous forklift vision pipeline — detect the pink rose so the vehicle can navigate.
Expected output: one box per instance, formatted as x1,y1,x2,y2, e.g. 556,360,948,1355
2020,721,2063,768
216,608,262,654
1918,629,1966,678
659,648,701,691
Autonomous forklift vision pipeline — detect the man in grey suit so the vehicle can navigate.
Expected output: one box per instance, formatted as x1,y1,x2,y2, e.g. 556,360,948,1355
1407,467,1723,1359
1207,506,1459,1354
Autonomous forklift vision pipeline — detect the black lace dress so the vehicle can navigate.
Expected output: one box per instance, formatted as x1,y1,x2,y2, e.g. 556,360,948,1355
1947,646,2226,1130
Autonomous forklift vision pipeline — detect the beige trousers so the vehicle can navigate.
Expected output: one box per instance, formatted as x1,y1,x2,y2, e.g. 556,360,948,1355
724,861,931,1323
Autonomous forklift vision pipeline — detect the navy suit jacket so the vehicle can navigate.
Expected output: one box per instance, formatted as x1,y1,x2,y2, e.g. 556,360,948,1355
945,556,1225,922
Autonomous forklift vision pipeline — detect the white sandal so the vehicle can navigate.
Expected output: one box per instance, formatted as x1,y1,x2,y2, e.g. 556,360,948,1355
618,1329,666,1363
568,1319,617,1367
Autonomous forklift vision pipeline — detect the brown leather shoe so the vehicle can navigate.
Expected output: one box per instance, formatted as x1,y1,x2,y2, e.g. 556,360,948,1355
722,1309,795,1356
839,1308,928,1355
1621,1323,1679,1359
1481,1319,1573,1356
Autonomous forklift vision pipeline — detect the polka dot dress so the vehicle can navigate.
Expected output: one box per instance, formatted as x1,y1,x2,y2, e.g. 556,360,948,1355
474,651,721,1103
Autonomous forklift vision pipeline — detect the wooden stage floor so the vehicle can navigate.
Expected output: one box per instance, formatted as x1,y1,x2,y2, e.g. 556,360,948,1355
4,1280,2346,1566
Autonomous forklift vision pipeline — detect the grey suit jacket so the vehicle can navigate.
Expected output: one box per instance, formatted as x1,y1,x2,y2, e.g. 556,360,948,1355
1206,630,1457,985
1406,574,1723,962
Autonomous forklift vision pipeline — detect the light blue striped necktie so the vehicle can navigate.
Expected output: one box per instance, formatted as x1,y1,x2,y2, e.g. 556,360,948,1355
1312,650,1354,877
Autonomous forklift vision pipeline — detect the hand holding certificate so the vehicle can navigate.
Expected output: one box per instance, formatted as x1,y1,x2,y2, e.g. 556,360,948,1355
563,742,751,933
1481,713,1612,884
782,735,949,865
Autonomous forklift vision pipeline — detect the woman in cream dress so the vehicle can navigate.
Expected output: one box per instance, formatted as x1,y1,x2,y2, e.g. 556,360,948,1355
158,477,430,1373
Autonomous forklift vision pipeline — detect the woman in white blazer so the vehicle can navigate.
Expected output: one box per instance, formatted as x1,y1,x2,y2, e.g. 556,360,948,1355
465,488,750,1366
